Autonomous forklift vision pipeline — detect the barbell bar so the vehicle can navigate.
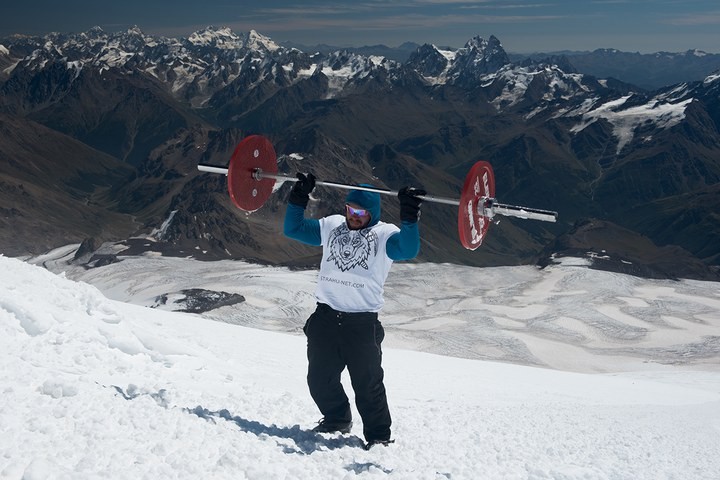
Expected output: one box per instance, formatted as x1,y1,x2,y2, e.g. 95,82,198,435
197,135,558,250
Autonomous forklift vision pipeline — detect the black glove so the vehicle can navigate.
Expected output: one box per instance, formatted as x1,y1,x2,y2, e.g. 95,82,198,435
288,172,316,207
398,186,426,223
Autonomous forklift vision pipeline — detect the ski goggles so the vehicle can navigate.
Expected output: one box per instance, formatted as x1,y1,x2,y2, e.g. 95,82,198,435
345,204,370,217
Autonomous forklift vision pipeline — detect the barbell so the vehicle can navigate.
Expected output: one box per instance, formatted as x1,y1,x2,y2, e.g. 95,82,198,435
197,135,558,250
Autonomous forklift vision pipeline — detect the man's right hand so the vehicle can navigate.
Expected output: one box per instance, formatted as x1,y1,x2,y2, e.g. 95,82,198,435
288,172,316,207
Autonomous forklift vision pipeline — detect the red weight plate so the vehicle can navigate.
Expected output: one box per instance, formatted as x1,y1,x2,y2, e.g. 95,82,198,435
227,135,278,212
457,161,495,250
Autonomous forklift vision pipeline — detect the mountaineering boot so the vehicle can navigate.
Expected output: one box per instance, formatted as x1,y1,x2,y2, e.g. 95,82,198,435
312,418,353,434
364,439,395,450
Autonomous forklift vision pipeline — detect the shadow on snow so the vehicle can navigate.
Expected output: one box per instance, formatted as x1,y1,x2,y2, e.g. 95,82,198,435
186,405,367,455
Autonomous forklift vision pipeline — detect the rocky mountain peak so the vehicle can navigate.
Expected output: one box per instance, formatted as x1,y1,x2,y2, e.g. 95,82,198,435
186,26,244,49
455,34,509,75
405,43,452,81
245,29,281,52
464,34,502,51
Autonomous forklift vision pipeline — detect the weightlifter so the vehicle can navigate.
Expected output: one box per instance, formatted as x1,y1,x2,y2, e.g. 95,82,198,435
283,173,425,450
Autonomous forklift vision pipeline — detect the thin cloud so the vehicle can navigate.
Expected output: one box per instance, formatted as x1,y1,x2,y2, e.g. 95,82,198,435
252,5,377,16
229,12,563,33
663,12,720,25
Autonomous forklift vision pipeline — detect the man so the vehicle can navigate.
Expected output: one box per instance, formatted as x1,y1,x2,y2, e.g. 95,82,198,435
283,172,425,450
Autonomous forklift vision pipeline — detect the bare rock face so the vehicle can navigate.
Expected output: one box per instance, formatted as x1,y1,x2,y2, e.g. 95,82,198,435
153,289,246,314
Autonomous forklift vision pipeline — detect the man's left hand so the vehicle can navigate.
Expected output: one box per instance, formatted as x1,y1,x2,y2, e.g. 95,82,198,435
398,187,426,223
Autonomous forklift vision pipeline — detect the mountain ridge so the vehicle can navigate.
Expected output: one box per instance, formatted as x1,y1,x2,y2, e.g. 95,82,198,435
274,40,720,90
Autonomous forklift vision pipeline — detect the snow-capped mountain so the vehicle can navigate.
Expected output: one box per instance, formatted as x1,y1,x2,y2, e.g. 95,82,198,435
0,27,398,108
405,35,509,86
2,26,713,132
1,27,719,278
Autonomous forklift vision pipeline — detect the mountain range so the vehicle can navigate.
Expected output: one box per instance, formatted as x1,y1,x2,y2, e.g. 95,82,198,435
512,48,720,91
286,41,720,91
1,26,719,280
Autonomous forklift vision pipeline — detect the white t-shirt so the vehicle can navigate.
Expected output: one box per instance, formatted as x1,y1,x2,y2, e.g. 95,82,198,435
315,215,400,313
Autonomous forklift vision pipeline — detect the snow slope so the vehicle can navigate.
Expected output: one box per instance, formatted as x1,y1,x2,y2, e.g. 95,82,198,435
2,255,720,479
35,248,720,374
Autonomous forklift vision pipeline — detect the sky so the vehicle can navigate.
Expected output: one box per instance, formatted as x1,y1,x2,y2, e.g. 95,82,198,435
3,251,720,478
1,1,719,54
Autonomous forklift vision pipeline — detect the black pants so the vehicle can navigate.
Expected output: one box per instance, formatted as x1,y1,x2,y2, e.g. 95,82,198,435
303,303,391,442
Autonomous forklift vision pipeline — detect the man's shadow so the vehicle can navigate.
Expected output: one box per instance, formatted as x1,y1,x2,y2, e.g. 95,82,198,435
186,406,366,455
110,386,391,471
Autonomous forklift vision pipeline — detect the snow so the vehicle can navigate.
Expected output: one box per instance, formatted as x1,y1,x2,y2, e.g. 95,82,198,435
368,56,386,67
186,27,244,50
3,251,720,479
246,30,280,52
570,95,693,153
436,47,457,62
149,210,178,240
486,65,588,113
320,62,360,97
704,73,720,85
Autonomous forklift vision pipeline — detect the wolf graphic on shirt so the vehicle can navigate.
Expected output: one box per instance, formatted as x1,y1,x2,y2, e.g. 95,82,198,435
326,224,379,272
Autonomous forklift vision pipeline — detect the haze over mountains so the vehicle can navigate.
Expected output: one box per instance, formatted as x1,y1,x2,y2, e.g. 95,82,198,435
1,26,719,280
